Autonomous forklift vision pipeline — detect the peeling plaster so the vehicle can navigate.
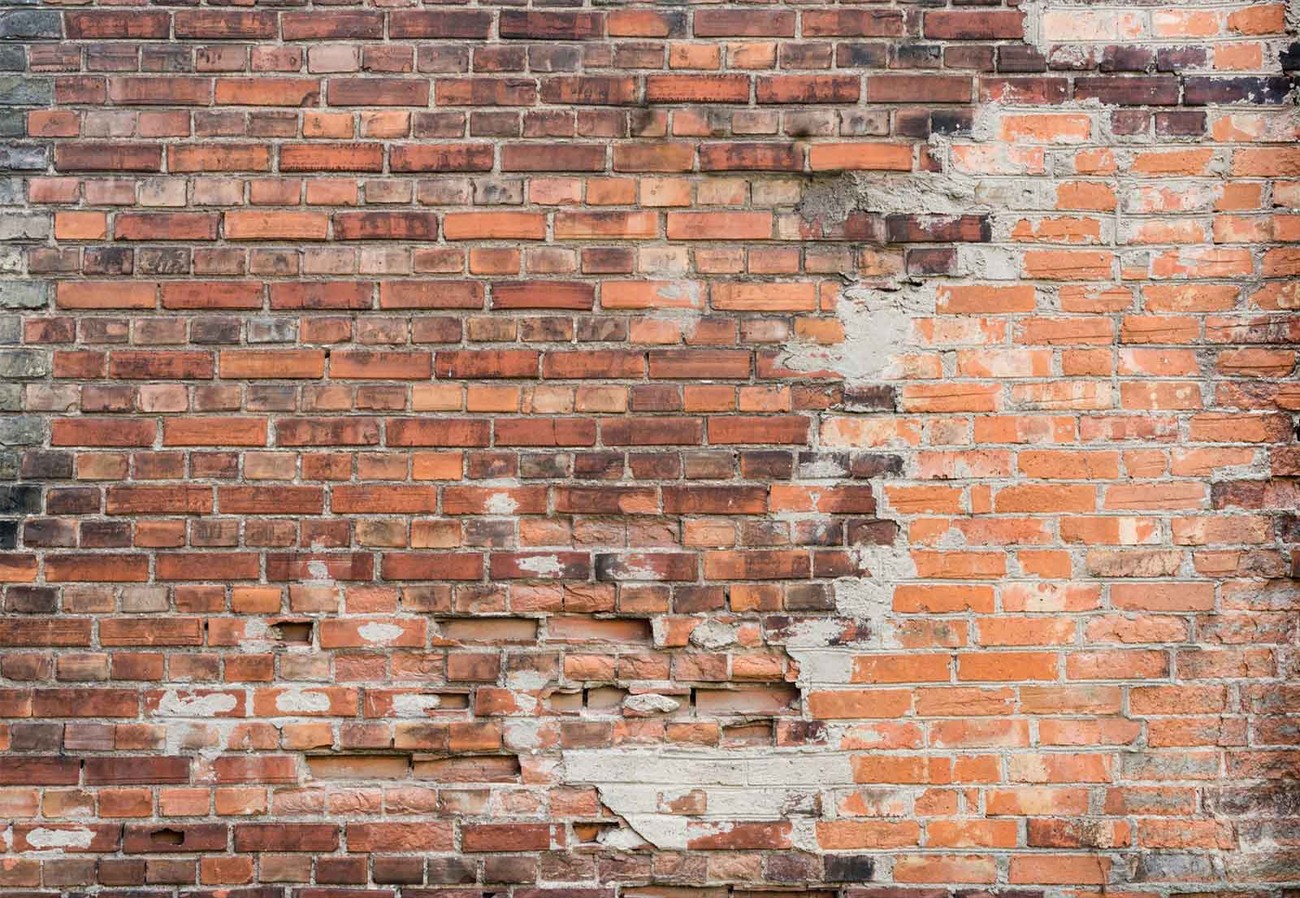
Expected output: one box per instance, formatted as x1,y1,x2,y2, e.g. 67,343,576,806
153,690,239,718
357,621,404,645
23,827,95,851
275,689,331,714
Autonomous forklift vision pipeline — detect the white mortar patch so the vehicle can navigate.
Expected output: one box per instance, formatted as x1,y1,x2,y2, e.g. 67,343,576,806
623,693,681,715
392,693,442,717
24,827,94,850
562,749,855,851
485,492,518,515
780,282,935,384
516,554,564,577
688,619,738,650
275,690,331,714
358,622,404,645
153,690,239,718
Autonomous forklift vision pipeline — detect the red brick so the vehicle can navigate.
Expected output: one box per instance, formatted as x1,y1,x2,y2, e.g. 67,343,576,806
279,143,384,172
174,10,277,39
646,75,751,103
492,281,595,311
55,143,162,172
214,78,321,107
390,144,495,173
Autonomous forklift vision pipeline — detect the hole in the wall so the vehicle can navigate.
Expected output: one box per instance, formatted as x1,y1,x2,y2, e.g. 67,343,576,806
584,686,625,711
307,753,414,780
150,828,185,846
722,721,773,746
573,822,617,844
270,620,313,644
411,754,521,783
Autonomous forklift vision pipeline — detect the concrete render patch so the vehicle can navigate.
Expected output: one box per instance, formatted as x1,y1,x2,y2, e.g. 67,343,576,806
22,827,95,851
152,690,239,718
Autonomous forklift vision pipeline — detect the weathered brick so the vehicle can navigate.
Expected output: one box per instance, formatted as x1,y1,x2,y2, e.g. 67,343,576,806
7,3,1295,892
0,10,61,41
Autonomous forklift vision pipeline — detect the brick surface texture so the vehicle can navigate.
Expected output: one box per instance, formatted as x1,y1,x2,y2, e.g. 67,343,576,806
0,0,1298,895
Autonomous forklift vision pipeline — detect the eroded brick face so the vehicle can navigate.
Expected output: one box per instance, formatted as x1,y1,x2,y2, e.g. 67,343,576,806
1,0,1298,894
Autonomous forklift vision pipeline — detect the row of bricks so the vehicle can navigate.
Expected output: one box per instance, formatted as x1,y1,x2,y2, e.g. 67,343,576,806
1,659,1269,704
18,374,1291,415
18,346,1297,382
0,693,1281,740
1,599,1266,646
10,513,1279,551
0,659,1276,699
18,254,1300,295
15,385,1296,422
0,814,1265,855
0,681,1278,735
4,547,1289,585
25,4,1289,43
0,714,1279,760
17,264,1299,303
18,247,922,282
10,685,1263,722
45,141,927,174
23,38,1287,79
20,168,1299,215
0,818,1265,855
43,209,992,244
8,443,1279,483
4,542,1275,584
0,851,1202,891
1,548,873,583
0,854,1285,893
8,442,1284,482
26,8,1027,43
0,647,1268,686
0,674,1280,721
7,475,1278,514
33,140,1300,176
12,278,1293,318
0,573,1272,614
6,542,1285,584
2,739,1285,778
9,482,875,515
0,819,561,853
16,106,1280,150
25,412,1292,450
35,414,814,445
31,74,1296,110
33,210,1300,250
0,573,1274,613
7,477,1291,518
5,454,1282,498
13,384,1292,426
37,3,1285,40
35,207,995,243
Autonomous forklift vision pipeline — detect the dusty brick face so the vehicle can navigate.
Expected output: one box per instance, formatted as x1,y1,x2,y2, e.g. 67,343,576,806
1,0,1298,893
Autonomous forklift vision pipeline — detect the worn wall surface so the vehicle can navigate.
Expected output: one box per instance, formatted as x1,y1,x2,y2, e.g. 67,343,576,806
1,0,1298,894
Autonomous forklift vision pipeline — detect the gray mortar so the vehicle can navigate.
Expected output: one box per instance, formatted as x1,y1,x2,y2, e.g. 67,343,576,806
796,170,983,224
779,278,935,384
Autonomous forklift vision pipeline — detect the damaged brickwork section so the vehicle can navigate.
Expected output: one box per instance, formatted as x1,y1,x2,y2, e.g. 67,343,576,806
1,0,1299,895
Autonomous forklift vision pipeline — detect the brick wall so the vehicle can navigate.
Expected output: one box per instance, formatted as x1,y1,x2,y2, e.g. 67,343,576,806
1,0,1298,894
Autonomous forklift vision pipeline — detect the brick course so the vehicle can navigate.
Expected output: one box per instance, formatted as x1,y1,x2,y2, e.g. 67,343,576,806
1,0,1298,894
